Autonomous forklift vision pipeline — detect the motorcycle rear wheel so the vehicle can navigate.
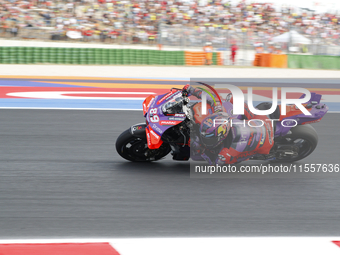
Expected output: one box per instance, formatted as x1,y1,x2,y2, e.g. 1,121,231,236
116,129,171,162
274,124,318,162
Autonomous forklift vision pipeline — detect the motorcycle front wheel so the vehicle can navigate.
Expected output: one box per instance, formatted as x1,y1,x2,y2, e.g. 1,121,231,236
115,129,171,162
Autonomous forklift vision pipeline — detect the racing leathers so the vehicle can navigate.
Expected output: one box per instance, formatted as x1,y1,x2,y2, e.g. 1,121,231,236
186,85,275,165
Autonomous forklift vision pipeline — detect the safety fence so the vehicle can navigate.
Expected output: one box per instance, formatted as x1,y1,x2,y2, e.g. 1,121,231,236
253,53,287,68
253,53,340,70
0,46,224,66
0,47,186,65
287,54,340,70
185,52,222,66
2,46,338,69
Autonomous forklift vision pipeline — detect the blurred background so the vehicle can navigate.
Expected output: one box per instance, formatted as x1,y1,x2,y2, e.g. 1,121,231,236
2,0,340,247
1,0,340,66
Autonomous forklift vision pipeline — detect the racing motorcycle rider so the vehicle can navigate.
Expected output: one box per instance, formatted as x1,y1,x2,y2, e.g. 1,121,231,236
183,84,274,165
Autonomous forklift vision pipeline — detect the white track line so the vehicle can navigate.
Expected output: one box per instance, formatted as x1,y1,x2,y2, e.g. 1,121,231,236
0,238,340,255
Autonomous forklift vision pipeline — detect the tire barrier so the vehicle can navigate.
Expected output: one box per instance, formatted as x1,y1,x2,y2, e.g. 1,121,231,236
287,54,340,70
253,53,288,68
254,53,340,70
185,51,223,66
0,47,186,65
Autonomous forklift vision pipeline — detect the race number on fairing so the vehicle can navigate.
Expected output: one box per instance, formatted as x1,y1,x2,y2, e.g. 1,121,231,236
149,108,159,123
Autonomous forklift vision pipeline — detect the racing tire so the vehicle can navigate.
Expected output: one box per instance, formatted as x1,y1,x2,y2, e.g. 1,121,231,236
115,129,171,162
274,124,318,162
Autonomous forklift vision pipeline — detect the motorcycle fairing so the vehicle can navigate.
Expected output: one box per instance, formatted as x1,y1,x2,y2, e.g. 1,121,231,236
156,89,179,105
145,90,186,149
220,147,258,164
145,126,163,149
276,93,328,136
143,95,155,117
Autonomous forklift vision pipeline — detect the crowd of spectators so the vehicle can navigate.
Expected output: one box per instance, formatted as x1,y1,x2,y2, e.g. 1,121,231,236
1,0,340,47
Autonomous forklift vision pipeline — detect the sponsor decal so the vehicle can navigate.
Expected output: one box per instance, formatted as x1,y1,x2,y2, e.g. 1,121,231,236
157,90,179,105
217,124,228,136
301,118,321,125
174,113,186,117
152,124,163,134
235,150,257,162
168,113,185,121
146,128,152,147
147,98,154,108
203,118,213,128
150,129,160,140
131,125,144,133
160,120,182,126
169,117,185,121
146,126,163,149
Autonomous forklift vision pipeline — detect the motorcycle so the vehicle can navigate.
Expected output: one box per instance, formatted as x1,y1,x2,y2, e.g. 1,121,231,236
116,86,328,163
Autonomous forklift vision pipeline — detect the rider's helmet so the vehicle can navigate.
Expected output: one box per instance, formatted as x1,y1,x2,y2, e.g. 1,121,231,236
199,112,231,148
206,42,212,46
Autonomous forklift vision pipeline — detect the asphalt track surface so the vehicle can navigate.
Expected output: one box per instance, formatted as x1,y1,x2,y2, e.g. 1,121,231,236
1,108,340,238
